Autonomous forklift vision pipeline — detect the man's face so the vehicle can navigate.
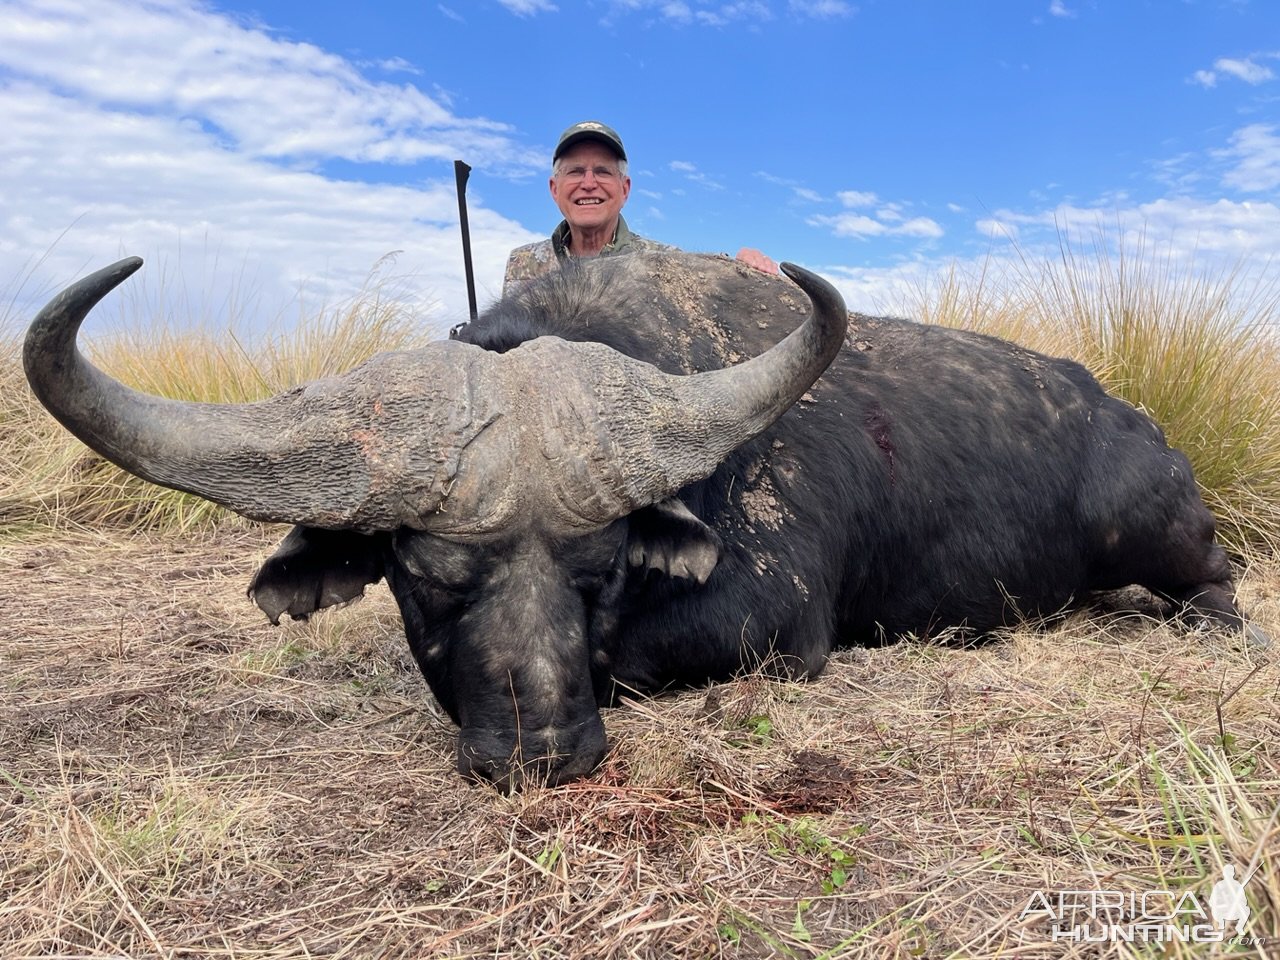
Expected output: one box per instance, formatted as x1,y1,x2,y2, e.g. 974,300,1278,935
549,142,631,238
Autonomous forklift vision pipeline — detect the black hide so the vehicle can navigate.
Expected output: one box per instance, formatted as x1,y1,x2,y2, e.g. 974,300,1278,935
251,251,1258,784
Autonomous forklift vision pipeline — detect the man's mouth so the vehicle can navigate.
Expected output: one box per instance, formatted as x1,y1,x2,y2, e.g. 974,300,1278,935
575,198,604,205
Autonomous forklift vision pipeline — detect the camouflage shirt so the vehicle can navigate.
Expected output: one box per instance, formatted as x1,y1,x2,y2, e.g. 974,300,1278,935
502,215,674,296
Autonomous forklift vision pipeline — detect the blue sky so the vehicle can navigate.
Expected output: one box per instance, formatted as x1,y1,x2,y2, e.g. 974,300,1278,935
2,0,1278,334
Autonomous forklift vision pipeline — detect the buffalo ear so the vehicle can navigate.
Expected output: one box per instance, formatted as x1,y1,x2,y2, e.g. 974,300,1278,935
627,497,722,585
248,527,385,624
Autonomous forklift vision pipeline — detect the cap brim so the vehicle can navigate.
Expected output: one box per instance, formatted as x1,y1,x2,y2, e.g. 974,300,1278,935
554,132,626,161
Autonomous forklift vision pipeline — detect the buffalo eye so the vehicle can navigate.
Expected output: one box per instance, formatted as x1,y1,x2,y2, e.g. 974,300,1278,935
392,529,481,592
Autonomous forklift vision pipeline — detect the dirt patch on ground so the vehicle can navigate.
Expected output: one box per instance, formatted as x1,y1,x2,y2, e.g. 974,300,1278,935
2,527,1278,958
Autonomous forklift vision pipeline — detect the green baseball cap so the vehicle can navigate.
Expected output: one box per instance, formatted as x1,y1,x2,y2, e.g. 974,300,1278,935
553,120,627,161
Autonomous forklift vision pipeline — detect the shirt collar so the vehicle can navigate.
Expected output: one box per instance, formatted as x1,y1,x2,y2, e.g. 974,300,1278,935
551,215,633,260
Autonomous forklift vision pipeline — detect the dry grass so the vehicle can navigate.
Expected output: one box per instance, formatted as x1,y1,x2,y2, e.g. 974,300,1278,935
1,528,1277,958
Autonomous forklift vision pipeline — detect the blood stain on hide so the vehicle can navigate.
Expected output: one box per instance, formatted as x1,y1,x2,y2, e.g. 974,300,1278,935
864,407,895,485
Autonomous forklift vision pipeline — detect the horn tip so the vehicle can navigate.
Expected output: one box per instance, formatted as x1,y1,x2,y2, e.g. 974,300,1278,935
779,262,845,308
114,255,144,277
779,261,800,279
779,261,819,287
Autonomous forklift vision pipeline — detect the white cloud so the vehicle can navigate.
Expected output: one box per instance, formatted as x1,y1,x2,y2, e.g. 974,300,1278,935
1048,0,1075,18
1149,151,1205,193
371,56,423,76
1192,69,1218,89
496,0,558,15
837,190,879,207
695,2,771,26
809,211,943,239
819,259,938,316
1,0,538,170
1218,124,1280,192
976,218,1020,241
1190,55,1276,89
789,0,855,18
1132,197,1280,253
896,217,945,238
814,124,1280,319
812,213,886,237
754,170,824,202
811,190,942,240
668,159,724,190
0,0,542,330
974,197,1280,263
816,180,1280,318
823,197,1280,317
604,0,770,26
1215,57,1275,85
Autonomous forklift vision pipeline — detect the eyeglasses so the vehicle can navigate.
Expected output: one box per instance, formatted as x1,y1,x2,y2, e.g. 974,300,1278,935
557,164,620,183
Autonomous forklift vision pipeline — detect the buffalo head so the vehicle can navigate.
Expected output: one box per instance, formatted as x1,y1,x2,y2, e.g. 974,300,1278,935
24,255,848,788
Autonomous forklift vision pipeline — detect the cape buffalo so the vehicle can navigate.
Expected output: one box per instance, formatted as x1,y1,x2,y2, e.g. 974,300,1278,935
24,252,1268,789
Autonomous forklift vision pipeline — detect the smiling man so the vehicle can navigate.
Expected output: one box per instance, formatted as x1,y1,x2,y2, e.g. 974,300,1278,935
503,121,776,293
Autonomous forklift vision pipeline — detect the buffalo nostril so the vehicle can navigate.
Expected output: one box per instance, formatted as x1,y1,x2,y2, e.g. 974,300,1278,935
456,718,608,790
456,744,506,788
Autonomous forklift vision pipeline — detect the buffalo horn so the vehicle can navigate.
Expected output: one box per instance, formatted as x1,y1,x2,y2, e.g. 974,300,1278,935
24,257,847,533
22,257,477,531
575,262,848,519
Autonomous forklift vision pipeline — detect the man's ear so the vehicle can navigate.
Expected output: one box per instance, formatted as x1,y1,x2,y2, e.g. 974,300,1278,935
248,527,384,625
627,497,722,585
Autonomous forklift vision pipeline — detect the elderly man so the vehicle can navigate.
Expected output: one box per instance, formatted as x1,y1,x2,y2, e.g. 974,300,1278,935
503,121,776,293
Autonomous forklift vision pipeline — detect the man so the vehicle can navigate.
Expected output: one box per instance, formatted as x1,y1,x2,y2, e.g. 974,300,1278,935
503,120,777,294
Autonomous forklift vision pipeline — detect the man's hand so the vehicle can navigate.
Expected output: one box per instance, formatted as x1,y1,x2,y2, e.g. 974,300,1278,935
735,247,779,274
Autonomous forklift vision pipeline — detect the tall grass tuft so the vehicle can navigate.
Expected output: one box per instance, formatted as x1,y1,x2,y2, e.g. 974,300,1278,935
900,228,1280,556
1,262,433,533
